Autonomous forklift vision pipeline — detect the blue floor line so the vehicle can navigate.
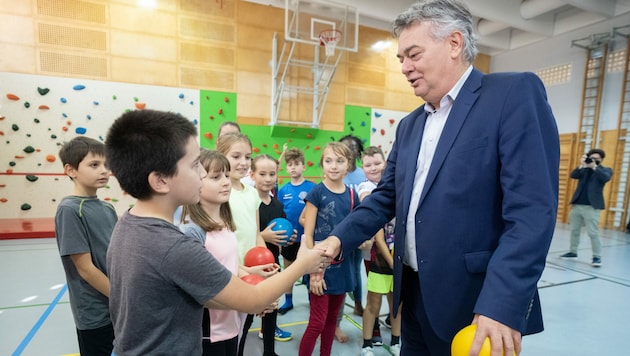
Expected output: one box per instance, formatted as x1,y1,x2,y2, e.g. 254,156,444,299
12,284,68,356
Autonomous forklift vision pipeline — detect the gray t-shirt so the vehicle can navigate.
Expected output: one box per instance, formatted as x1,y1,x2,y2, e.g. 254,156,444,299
55,195,117,330
107,211,232,355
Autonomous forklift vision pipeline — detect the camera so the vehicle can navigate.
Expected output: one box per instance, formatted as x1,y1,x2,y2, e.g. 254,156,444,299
585,156,600,165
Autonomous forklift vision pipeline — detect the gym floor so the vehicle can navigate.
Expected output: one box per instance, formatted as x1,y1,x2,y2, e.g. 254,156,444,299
2,223,629,355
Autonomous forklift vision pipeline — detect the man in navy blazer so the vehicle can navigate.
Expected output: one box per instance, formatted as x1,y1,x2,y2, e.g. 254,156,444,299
316,1,559,355
560,149,612,267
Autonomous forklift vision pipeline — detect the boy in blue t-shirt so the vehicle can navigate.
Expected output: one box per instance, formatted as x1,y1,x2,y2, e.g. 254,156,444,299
277,148,316,314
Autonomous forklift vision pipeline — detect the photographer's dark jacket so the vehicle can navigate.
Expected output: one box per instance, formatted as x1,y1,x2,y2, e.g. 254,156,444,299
570,165,613,210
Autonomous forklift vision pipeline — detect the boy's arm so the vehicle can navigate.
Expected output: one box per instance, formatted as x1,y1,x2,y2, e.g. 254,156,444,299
70,253,110,297
374,229,393,269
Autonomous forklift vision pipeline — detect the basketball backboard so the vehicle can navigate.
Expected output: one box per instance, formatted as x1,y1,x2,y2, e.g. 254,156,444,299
285,0,359,53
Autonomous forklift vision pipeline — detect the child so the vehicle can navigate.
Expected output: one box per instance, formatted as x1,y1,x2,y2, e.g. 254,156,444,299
252,154,297,355
54,136,117,356
179,149,241,356
339,134,366,320
357,146,401,356
298,142,359,356
277,148,316,315
215,133,291,354
105,109,327,355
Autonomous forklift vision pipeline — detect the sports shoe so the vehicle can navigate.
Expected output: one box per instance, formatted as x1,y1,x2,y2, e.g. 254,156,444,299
274,327,292,342
277,304,293,315
560,252,577,259
592,257,602,267
372,329,383,346
390,343,401,356
361,346,375,356
384,315,391,329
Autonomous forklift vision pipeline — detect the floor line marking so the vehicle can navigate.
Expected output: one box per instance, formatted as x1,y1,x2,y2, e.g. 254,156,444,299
12,284,67,356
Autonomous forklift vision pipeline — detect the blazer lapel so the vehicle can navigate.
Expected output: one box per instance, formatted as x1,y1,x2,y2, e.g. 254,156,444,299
401,109,428,216
418,69,482,206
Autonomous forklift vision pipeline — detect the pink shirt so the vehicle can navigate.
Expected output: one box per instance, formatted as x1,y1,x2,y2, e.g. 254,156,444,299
205,228,240,342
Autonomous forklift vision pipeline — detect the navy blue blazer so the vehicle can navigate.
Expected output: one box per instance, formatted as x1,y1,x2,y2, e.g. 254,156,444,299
330,68,559,341
569,165,612,210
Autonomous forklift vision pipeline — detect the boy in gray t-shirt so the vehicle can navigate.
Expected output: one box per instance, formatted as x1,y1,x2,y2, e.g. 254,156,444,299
105,110,328,355
55,136,117,355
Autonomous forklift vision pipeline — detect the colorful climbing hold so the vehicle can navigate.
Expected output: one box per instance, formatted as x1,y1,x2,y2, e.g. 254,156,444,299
203,132,213,139
73,84,86,90
12,124,19,131
46,154,56,162
24,102,30,108
60,97,67,103
389,119,395,125
38,105,49,110
34,118,40,123
135,102,146,109
23,146,35,153
20,203,32,211
25,175,38,182
75,127,87,134
218,108,223,115
37,87,50,95
253,147,260,153
6,93,20,100
307,161,314,167
178,93,184,99
0,198,7,203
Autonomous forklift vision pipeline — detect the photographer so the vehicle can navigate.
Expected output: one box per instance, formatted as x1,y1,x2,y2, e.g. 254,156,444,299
560,148,613,267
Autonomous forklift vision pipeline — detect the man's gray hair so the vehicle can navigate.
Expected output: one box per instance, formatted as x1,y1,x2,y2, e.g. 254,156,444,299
393,0,478,63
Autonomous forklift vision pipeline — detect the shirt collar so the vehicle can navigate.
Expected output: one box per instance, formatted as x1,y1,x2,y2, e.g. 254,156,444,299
424,65,474,113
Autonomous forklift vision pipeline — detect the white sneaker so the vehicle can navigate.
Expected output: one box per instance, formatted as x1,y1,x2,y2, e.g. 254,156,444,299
361,346,375,356
389,343,401,356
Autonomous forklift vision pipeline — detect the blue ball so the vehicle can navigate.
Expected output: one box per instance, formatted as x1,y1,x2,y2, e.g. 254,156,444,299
268,218,293,246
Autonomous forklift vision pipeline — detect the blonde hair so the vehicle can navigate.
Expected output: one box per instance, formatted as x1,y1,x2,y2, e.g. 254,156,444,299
215,132,252,156
320,141,352,167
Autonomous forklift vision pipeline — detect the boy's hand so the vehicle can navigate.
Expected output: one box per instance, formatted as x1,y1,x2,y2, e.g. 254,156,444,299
284,229,298,246
262,222,290,247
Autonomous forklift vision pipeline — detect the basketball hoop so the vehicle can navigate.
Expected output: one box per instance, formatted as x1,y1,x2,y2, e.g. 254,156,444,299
319,29,342,57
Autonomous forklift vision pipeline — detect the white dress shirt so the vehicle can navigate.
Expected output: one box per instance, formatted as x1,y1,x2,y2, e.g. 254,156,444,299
404,66,473,271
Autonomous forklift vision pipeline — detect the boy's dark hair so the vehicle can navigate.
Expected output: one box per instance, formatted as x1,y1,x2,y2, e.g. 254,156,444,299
587,148,605,159
284,147,305,165
59,136,105,170
182,149,235,232
339,134,364,157
105,110,197,200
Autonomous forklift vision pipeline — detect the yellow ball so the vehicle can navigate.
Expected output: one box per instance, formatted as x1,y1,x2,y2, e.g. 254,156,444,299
451,324,492,356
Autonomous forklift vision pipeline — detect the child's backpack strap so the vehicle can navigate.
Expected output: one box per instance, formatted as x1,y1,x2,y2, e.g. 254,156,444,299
349,187,354,211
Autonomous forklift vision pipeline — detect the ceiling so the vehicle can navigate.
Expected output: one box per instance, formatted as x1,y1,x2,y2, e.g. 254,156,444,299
245,0,630,55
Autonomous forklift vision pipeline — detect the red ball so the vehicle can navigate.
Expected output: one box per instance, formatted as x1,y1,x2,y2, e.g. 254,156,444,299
244,246,275,267
240,274,265,285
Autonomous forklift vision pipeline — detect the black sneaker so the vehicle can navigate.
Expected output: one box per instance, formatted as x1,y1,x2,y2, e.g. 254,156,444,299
592,257,602,267
384,315,391,329
560,252,577,259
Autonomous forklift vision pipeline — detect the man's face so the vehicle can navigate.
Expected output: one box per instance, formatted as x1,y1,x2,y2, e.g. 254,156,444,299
396,22,459,105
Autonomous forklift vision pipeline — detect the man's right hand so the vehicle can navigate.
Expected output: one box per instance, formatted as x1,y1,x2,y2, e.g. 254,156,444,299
317,236,342,260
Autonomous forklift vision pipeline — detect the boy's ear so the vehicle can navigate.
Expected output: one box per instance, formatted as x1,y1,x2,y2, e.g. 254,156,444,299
63,163,77,180
148,171,170,194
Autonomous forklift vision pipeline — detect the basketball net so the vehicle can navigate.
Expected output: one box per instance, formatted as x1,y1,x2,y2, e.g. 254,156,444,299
319,29,342,57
